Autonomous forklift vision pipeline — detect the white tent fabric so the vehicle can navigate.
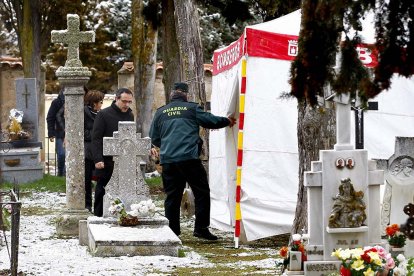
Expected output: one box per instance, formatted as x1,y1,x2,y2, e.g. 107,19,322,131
209,9,414,241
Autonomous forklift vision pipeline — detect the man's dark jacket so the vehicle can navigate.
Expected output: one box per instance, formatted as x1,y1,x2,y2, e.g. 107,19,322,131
46,92,65,139
91,101,134,166
149,98,230,164
84,105,97,161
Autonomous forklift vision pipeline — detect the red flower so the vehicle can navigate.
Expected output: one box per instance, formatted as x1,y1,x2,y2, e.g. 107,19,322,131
361,252,371,263
279,246,289,258
340,266,351,276
386,224,399,237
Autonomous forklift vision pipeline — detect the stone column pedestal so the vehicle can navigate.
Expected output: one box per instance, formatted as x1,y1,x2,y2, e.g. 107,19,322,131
55,69,91,236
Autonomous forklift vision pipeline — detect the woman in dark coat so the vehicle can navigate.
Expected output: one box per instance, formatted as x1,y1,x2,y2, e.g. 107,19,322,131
84,90,105,212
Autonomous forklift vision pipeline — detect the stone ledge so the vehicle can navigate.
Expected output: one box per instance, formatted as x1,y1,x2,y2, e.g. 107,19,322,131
326,226,369,233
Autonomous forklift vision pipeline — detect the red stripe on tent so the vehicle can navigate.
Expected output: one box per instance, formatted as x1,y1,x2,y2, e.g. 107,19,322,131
246,28,298,61
235,220,241,237
212,33,245,75
245,28,379,67
236,186,241,202
238,113,245,130
237,149,243,166
241,77,246,94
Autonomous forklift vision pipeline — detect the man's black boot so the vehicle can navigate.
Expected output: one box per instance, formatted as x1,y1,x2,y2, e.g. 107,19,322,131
193,228,219,240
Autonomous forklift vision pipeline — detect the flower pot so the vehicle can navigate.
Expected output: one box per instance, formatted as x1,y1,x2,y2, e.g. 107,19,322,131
118,214,139,226
288,251,302,271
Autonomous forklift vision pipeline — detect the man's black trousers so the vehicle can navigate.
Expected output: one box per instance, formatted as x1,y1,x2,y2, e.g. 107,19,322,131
161,159,210,236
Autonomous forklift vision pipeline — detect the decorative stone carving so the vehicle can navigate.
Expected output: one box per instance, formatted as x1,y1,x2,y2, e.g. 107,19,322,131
328,178,367,228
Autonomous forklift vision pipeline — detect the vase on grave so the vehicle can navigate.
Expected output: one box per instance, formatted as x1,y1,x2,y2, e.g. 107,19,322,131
288,251,303,271
118,214,139,227
389,246,405,258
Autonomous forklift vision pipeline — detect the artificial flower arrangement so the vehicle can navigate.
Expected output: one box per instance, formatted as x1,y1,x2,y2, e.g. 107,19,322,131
7,109,30,140
108,196,156,226
278,233,308,271
385,224,406,248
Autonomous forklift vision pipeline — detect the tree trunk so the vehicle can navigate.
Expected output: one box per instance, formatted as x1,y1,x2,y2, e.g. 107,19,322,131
161,0,181,104
292,101,335,235
173,0,209,161
20,0,41,80
131,0,158,137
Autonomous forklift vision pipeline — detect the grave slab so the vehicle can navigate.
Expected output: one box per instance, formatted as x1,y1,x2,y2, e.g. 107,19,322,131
87,216,181,257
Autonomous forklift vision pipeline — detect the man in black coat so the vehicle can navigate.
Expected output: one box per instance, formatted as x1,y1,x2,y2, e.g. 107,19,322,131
91,88,134,217
46,88,66,177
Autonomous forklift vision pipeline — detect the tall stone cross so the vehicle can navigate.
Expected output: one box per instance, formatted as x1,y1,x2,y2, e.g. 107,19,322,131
102,121,152,217
333,93,354,151
51,14,95,67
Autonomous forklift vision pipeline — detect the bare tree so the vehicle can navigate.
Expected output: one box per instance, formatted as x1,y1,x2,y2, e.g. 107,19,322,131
173,0,209,159
131,0,158,136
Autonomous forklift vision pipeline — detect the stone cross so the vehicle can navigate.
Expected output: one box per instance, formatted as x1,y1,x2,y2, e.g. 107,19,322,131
51,14,95,67
102,121,151,217
333,93,353,151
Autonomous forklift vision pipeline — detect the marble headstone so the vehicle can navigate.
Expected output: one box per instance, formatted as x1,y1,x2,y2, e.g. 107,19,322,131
102,121,151,217
304,93,384,265
380,137,414,229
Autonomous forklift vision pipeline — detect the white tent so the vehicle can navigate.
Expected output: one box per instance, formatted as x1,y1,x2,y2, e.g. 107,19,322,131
209,9,414,242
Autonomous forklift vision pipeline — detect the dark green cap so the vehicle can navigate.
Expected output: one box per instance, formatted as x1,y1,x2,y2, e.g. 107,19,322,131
174,82,189,93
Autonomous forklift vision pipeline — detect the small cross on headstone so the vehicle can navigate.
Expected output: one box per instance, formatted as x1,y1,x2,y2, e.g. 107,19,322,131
51,14,95,67
102,122,151,217
22,83,30,108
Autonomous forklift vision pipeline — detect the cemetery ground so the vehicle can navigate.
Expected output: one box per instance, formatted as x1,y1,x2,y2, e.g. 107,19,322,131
0,175,287,275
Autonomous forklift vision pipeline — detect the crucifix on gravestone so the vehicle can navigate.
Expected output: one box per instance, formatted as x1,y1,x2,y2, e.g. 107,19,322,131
102,121,151,217
351,101,379,149
51,14,95,68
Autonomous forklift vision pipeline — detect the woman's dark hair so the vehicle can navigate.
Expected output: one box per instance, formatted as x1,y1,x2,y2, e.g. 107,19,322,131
84,90,104,106
115,88,133,98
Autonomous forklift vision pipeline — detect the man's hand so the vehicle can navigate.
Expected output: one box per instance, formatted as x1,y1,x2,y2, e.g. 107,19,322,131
150,148,159,158
227,116,237,128
49,136,55,142
95,161,104,169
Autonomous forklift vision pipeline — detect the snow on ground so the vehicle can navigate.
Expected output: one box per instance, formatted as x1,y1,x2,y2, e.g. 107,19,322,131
0,192,213,275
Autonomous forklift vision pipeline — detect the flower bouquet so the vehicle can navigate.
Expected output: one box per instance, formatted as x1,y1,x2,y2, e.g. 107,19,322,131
332,246,395,276
108,197,156,226
129,199,156,218
278,233,308,272
385,224,406,248
7,109,30,141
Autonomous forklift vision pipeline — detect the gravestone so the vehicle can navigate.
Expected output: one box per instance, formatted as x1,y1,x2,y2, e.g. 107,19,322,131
15,78,40,144
302,93,384,274
51,14,95,236
85,122,181,257
0,79,43,184
379,136,414,256
102,121,151,217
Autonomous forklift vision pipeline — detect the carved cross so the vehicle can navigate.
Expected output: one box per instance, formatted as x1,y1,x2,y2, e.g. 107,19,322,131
22,83,30,108
103,122,151,190
51,14,95,66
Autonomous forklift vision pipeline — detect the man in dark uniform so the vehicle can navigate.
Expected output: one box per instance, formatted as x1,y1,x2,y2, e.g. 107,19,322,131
91,88,134,217
149,82,236,240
